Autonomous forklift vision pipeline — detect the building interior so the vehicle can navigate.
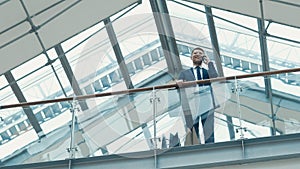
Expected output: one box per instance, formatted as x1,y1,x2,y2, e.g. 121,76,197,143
0,0,300,168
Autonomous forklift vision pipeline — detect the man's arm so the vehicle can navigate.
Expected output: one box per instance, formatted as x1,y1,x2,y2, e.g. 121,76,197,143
208,62,218,78
178,71,184,81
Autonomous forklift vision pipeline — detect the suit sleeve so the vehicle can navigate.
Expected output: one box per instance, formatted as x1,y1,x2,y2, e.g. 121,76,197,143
178,71,184,80
208,62,218,78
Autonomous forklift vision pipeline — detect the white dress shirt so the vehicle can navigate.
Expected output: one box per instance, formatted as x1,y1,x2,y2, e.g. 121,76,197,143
193,65,203,80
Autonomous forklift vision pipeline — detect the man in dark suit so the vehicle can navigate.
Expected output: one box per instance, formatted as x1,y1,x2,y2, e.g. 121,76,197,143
178,47,218,144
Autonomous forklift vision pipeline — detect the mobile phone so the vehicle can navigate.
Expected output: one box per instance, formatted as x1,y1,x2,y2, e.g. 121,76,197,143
203,56,208,63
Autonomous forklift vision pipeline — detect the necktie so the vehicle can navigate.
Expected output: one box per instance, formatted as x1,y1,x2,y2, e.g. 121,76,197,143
196,66,202,80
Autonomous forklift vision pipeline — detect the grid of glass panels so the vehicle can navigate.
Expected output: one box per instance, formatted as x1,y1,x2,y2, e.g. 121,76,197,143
0,0,299,167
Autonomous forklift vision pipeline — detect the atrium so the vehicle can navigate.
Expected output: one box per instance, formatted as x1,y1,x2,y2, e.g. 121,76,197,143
0,0,300,168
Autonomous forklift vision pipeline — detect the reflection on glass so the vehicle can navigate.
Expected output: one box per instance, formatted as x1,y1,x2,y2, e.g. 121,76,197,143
0,107,38,160
271,73,300,135
0,85,33,160
234,77,273,139
77,92,154,157
1,70,300,167
1,0,300,167
267,36,300,69
18,66,63,102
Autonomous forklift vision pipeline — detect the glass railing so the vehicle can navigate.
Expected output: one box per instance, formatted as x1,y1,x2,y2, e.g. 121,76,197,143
0,68,300,167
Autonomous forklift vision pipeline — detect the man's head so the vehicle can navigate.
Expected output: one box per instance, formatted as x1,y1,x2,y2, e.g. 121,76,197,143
191,47,205,66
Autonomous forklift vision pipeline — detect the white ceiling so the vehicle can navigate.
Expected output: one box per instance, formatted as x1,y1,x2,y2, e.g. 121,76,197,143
1,0,299,76
0,0,139,75
188,0,300,28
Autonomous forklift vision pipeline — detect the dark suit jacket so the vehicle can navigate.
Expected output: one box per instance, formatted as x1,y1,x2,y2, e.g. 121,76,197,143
178,62,218,120
178,62,218,84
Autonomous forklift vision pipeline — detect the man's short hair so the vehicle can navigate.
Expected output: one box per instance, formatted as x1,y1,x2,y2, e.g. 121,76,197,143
191,47,205,56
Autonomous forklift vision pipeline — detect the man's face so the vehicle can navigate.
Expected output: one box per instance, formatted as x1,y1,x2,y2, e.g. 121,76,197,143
191,49,204,65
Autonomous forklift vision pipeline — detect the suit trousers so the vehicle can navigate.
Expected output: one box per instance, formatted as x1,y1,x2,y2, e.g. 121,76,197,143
193,110,215,144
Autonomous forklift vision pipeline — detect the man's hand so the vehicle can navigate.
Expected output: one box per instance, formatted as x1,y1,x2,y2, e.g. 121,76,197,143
202,55,211,65
176,79,184,88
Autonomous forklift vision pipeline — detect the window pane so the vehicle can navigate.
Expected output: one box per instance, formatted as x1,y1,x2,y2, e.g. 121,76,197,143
113,1,169,86
61,23,104,52
0,75,7,89
11,55,47,80
267,23,300,68
18,66,62,101
213,9,260,76
268,23,300,43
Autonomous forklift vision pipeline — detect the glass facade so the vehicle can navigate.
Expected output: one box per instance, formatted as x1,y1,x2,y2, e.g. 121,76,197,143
0,0,300,167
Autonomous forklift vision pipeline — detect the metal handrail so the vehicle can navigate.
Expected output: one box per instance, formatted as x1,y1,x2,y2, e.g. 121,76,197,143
1,67,300,110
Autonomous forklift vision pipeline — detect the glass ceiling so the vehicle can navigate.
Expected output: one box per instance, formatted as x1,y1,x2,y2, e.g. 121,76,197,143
0,0,300,167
